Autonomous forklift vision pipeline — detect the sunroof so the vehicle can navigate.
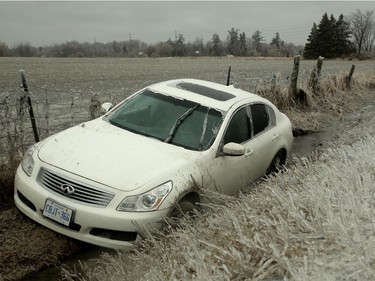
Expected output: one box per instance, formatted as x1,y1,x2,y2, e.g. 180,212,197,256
175,82,235,101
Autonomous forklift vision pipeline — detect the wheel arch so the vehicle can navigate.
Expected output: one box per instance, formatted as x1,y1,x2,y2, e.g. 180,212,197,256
179,191,200,205
167,189,201,218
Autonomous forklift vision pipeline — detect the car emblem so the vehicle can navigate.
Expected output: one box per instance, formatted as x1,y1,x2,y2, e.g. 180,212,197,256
60,183,75,195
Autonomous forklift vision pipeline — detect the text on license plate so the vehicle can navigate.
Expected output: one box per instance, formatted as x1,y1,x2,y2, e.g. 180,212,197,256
43,199,73,226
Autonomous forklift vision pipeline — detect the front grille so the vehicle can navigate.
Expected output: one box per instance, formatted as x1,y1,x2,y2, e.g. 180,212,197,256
37,167,115,207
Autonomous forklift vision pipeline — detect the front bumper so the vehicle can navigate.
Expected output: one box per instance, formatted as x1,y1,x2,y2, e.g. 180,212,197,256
14,165,170,250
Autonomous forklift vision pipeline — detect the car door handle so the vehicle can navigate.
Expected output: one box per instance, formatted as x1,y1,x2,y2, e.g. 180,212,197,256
272,134,279,141
245,149,254,157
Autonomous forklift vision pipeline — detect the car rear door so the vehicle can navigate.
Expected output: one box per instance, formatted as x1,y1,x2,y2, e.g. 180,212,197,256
249,103,279,174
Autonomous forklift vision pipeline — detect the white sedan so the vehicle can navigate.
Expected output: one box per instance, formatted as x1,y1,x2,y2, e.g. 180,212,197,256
14,79,293,249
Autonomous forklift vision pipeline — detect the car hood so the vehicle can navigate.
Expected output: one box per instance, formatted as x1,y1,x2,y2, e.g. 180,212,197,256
38,119,198,192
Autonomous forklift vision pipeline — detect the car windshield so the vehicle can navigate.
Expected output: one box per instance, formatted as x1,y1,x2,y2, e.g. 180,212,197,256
108,89,223,151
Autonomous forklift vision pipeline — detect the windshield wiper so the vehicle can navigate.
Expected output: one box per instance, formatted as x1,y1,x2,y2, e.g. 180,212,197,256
165,103,200,143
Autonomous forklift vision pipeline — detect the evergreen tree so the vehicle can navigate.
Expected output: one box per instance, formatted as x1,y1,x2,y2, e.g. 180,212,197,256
227,28,240,56
166,34,186,57
304,13,354,59
271,32,282,49
210,33,224,56
239,32,247,56
304,23,319,59
251,30,265,55
175,33,186,56
317,13,336,58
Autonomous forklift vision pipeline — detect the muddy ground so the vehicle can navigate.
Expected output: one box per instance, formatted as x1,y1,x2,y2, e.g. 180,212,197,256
0,208,82,280
0,90,374,281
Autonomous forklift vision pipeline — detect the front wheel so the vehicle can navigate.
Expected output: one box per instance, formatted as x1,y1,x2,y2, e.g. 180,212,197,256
168,199,199,228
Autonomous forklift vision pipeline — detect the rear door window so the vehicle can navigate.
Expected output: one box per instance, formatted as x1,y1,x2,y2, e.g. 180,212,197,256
250,104,275,136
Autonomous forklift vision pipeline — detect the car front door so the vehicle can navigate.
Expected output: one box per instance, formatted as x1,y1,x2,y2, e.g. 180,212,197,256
206,105,264,196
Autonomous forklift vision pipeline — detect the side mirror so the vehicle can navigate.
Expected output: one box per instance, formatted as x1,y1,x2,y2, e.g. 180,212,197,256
222,142,245,156
101,102,113,114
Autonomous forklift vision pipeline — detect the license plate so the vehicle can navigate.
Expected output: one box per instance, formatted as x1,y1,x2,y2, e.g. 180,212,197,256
43,199,73,226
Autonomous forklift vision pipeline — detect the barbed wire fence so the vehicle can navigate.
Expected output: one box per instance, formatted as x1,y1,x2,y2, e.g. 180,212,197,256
0,59,360,193
0,74,116,187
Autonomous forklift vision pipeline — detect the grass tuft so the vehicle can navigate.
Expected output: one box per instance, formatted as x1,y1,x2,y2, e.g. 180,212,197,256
63,112,375,280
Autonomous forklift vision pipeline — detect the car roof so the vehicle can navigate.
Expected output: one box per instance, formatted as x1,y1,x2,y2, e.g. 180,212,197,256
148,79,265,112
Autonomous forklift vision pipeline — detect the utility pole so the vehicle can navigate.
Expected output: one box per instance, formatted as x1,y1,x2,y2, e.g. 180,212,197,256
129,33,132,57
174,30,178,57
93,37,96,57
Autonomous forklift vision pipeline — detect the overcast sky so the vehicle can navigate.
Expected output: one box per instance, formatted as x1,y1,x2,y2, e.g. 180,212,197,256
0,1,374,47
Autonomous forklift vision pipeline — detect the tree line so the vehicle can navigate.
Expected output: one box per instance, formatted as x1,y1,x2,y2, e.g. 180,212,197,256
304,9,375,59
0,29,302,58
0,9,373,59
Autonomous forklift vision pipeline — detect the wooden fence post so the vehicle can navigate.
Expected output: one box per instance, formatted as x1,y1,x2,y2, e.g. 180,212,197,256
345,64,355,88
89,93,102,119
290,55,300,100
316,56,324,78
226,66,231,86
20,70,39,142
308,56,324,94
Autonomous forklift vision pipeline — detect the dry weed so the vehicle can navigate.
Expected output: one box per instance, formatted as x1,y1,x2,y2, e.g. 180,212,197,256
63,109,375,280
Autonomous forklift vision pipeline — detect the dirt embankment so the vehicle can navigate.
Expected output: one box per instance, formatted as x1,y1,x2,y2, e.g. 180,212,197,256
0,89,374,281
0,208,82,281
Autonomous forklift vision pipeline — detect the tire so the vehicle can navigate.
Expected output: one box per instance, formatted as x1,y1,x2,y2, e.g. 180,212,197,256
266,150,284,175
168,199,199,228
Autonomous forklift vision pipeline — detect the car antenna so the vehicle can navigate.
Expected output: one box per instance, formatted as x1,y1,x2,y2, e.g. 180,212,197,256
226,66,231,86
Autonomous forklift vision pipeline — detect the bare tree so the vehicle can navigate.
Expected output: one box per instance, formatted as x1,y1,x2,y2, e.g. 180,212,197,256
348,9,375,54
0,41,9,56
364,13,375,52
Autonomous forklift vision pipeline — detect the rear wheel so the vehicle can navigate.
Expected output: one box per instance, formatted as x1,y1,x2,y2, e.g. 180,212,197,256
266,150,285,175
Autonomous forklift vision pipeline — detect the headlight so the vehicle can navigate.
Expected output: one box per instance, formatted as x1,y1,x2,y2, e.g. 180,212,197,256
117,181,173,212
21,144,37,176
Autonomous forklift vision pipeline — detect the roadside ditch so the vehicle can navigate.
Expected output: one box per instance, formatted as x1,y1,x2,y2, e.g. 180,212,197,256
1,91,374,281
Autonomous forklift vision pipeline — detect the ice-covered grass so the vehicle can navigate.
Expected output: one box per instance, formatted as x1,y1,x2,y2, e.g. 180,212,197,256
63,107,375,280
1,57,374,280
